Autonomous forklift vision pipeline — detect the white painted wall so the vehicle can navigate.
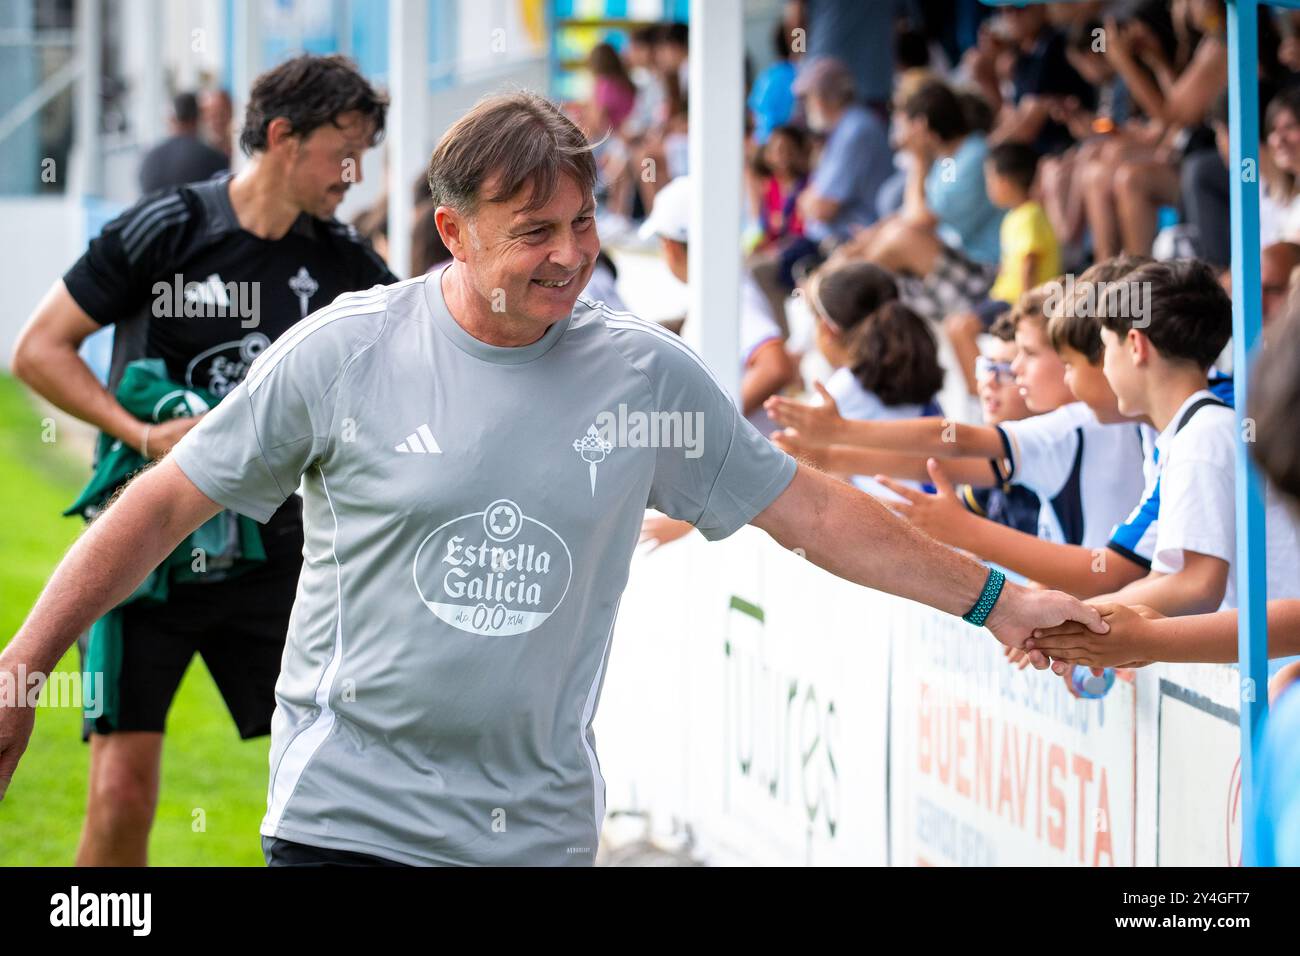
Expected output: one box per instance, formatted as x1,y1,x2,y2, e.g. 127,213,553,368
0,197,81,369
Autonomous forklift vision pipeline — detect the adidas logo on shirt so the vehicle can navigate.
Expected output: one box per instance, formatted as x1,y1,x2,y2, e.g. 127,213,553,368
395,424,441,454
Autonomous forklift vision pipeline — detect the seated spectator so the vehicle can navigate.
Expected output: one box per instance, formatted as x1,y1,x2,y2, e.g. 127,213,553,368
749,22,800,145
798,261,943,500
986,4,1096,156
1184,87,1295,269
749,57,892,329
946,142,1061,395
1262,86,1300,244
1038,18,1137,255
623,25,667,141
1262,241,1300,325
1223,241,1300,326
137,92,229,195
657,21,690,117
1080,1,1231,260
585,42,638,224
639,176,797,552
642,177,796,435
837,80,1004,324
624,25,677,216
786,0,910,117
873,65,944,221
586,42,637,137
751,124,811,251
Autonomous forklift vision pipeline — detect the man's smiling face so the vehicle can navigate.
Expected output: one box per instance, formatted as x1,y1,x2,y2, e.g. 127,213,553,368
448,171,599,331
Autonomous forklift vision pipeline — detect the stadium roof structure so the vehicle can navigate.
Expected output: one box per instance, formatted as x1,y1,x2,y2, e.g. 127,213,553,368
984,0,1281,867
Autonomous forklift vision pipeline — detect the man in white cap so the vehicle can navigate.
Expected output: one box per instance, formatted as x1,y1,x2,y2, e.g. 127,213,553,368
640,176,796,437
751,56,892,328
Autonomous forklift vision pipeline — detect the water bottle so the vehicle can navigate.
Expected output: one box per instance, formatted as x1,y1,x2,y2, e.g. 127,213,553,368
1070,665,1115,699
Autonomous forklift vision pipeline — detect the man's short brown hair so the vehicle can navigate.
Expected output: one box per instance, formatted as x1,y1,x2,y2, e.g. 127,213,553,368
240,54,387,155
427,91,598,214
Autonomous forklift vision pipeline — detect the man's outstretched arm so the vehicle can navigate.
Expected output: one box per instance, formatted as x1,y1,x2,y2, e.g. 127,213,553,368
750,464,1107,650
0,458,221,797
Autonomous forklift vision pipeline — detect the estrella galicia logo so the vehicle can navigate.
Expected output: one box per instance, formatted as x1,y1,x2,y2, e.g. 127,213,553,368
412,499,573,636
184,331,271,396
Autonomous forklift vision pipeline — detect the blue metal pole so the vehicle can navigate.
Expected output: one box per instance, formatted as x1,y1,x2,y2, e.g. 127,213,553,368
1226,0,1269,868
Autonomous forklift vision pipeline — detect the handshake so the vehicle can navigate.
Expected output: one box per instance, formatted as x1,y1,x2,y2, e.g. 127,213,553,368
1018,602,1164,673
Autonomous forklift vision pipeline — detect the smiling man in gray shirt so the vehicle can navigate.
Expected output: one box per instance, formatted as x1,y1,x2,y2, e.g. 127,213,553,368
0,91,1104,867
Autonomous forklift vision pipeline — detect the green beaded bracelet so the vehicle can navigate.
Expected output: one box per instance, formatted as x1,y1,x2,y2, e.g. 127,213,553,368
962,568,1006,627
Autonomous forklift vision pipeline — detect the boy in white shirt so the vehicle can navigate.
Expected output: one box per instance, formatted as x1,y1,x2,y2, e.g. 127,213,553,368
1091,259,1300,614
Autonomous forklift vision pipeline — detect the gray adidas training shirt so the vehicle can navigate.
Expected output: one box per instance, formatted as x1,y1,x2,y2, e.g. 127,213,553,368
170,267,797,865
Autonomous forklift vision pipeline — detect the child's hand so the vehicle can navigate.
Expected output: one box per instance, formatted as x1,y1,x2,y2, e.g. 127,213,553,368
1024,602,1161,670
639,515,694,553
1004,645,1038,671
873,459,971,546
763,382,843,445
771,429,830,469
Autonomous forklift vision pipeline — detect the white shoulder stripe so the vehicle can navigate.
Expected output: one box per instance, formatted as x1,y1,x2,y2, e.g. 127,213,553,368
387,274,428,290
246,288,390,395
251,286,389,372
604,315,731,396
578,295,640,321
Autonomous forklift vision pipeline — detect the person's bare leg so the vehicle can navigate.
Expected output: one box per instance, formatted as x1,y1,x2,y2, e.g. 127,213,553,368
826,220,884,265
1114,160,1180,256
749,252,790,336
636,142,668,212
1081,154,1120,261
1061,138,1105,245
75,731,164,866
605,154,632,220
1040,154,1071,241
863,217,941,276
944,311,984,396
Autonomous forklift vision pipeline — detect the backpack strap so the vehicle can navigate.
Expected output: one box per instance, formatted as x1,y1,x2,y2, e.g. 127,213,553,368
1174,396,1230,435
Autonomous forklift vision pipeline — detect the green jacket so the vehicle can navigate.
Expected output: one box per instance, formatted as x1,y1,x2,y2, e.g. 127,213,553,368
69,359,266,730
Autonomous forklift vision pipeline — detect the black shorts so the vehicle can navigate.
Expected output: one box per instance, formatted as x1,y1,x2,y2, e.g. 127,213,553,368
80,516,303,741
263,836,412,867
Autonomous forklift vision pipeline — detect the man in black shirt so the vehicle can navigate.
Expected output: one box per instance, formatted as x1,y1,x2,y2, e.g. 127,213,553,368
137,92,230,195
10,54,395,866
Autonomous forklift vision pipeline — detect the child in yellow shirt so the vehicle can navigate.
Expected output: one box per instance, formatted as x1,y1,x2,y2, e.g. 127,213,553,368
945,141,1061,395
